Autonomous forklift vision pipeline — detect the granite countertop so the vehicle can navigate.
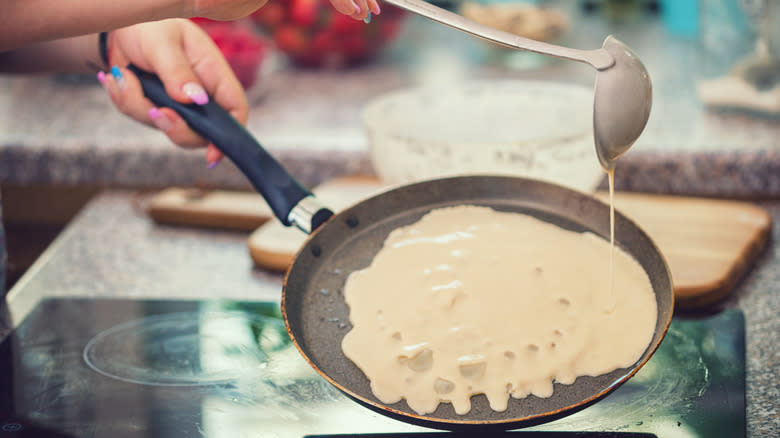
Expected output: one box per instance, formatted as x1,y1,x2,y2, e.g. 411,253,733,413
2,189,778,436
1,9,780,197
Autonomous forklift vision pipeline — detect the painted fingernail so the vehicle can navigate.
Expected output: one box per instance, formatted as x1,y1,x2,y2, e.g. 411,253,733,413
110,66,126,91
351,0,361,14
96,71,107,85
183,82,209,105
363,13,371,23
148,108,173,132
372,3,381,14
205,145,222,168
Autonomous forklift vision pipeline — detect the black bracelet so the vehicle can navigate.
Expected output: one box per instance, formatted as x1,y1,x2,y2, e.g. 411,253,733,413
98,31,110,67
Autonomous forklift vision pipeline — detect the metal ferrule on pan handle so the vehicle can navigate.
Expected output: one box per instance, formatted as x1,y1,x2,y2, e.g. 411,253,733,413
288,196,330,234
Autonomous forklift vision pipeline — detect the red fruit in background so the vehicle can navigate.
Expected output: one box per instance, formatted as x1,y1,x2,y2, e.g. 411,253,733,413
191,19,270,90
290,0,320,26
342,36,368,58
190,17,218,26
230,26,261,49
251,2,286,29
273,25,310,54
231,50,263,88
329,13,364,34
203,22,234,47
310,30,336,53
249,0,407,67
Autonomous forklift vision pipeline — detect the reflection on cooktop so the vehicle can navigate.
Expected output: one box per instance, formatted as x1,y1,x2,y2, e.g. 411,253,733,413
304,433,657,437
83,311,287,386
0,298,745,438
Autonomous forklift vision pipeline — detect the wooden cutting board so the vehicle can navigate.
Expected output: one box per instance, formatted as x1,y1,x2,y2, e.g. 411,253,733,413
246,176,388,271
147,187,273,230
594,191,772,308
146,177,772,309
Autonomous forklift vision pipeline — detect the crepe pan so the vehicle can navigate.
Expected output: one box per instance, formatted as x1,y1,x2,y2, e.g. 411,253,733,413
132,66,674,431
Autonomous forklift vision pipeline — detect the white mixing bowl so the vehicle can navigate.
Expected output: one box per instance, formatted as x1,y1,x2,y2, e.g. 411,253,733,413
361,80,605,192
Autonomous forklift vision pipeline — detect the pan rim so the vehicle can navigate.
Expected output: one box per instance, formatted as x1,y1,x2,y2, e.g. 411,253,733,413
281,174,674,429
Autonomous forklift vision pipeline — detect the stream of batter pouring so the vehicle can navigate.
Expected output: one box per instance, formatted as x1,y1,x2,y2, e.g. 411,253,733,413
607,168,616,313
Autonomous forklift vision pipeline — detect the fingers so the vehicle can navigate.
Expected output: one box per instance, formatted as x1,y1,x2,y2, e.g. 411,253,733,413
351,0,368,19
149,106,225,167
98,65,209,149
180,23,249,127
98,66,225,168
132,26,226,159
366,0,381,15
147,106,208,150
329,0,379,19
102,20,250,167
329,0,360,15
97,67,157,135
142,30,211,107
206,145,224,167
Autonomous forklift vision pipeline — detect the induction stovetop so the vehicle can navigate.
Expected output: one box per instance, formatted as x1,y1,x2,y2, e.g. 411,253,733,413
0,298,745,437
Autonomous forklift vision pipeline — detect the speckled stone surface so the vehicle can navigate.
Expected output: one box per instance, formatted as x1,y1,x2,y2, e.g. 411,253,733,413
0,68,388,190
601,149,780,198
2,60,779,196
0,190,777,436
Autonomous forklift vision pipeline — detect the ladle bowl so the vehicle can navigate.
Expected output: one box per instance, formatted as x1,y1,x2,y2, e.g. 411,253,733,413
593,36,652,171
382,0,653,171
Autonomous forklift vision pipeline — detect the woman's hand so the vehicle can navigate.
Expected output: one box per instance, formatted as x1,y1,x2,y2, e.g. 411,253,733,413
327,0,382,21
98,18,248,166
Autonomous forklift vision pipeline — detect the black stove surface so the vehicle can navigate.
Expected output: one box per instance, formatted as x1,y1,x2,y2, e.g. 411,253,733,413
0,298,745,437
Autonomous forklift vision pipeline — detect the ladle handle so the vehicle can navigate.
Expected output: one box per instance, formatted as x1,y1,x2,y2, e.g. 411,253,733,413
384,0,614,70
128,64,333,233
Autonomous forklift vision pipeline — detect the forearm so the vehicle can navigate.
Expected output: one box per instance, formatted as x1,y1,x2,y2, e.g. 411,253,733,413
0,0,190,52
0,34,106,74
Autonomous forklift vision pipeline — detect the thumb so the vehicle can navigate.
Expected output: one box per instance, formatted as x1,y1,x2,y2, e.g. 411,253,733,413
329,0,361,15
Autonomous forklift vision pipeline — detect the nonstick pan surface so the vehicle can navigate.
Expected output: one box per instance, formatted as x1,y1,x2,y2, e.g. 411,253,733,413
131,70,673,431
282,175,674,431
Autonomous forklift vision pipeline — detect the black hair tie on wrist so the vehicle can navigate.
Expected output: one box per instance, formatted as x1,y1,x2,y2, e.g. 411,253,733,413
98,31,110,67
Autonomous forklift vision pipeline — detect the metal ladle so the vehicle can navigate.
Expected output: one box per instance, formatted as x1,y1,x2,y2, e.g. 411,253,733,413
383,0,653,171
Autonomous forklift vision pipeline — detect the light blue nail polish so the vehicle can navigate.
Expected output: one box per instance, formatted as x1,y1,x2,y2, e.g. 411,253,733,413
110,65,123,79
110,65,128,91
364,13,372,23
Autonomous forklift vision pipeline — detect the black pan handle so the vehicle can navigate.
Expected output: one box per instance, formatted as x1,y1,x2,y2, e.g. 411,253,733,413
128,64,333,233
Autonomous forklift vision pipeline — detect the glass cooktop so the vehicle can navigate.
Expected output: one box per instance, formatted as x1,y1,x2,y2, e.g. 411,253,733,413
0,298,745,437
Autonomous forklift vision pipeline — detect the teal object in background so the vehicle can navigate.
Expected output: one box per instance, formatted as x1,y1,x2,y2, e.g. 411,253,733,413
661,0,699,37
